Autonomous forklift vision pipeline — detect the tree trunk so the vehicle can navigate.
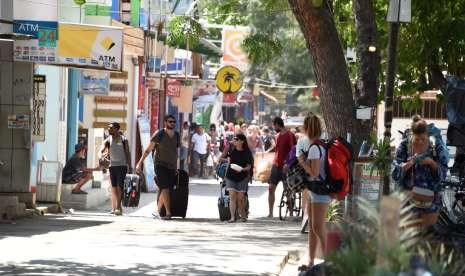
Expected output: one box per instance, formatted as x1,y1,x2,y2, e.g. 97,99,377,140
352,0,380,108
288,0,356,143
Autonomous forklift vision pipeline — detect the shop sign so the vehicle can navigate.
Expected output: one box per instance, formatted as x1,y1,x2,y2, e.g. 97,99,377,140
57,23,123,71
13,21,58,63
79,70,109,95
8,115,30,129
359,163,380,201
32,75,46,140
166,79,181,97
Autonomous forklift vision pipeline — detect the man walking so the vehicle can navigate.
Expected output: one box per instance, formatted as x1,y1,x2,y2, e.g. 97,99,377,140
136,115,179,220
189,125,210,178
62,143,101,194
102,122,132,216
267,117,296,218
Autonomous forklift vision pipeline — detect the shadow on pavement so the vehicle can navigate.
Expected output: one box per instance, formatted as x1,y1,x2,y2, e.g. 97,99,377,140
0,215,112,240
0,259,266,276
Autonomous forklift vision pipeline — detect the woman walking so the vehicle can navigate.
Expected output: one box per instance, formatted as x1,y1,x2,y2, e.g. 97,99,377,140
298,114,329,267
221,133,254,223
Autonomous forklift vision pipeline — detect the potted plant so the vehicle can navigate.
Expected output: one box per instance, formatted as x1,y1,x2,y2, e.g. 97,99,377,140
325,199,342,256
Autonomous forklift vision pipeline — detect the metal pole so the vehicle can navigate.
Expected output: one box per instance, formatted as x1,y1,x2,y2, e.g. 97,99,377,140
383,20,400,195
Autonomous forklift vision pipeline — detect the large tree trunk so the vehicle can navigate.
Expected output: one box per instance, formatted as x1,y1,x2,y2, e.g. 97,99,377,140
288,0,355,140
288,0,377,151
353,0,380,108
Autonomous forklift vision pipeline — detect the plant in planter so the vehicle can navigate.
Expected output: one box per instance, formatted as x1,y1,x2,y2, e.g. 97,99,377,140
370,136,393,196
326,200,343,256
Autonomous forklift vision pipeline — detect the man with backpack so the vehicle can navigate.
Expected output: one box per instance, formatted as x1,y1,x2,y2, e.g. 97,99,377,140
101,122,132,216
268,117,297,218
136,115,179,220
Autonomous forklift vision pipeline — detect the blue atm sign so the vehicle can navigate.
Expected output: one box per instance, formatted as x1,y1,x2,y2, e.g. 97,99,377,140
13,20,58,39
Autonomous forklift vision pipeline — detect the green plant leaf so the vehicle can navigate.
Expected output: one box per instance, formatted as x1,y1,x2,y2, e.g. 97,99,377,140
312,0,323,8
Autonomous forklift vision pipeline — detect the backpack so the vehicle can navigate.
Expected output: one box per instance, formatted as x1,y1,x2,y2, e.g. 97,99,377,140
312,137,354,200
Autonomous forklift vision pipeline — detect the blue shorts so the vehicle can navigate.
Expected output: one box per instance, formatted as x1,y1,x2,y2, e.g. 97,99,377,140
309,191,331,204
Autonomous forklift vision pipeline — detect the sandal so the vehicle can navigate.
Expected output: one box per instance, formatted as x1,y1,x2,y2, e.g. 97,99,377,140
227,219,235,223
161,215,172,220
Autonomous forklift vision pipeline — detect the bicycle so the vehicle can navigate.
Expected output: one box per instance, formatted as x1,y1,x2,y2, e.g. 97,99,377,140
440,161,465,225
278,182,302,221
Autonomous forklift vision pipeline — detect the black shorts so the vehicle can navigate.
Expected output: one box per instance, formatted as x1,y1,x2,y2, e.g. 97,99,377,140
268,165,284,186
155,165,176,190
109,166,128,187
63,171,87,184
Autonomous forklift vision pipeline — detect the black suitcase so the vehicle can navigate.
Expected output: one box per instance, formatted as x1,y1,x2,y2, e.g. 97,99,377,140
159,169,189,218
122,173,142,207
218,182,231,221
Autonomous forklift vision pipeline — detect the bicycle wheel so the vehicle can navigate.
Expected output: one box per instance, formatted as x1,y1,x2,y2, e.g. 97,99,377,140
443,188,465,224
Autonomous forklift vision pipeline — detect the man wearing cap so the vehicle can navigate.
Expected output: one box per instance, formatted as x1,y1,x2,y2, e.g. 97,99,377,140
62,143,101,194
102,122,132,216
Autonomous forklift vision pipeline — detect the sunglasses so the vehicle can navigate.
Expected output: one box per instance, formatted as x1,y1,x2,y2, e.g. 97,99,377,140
167,120,176,124
233,137,243,141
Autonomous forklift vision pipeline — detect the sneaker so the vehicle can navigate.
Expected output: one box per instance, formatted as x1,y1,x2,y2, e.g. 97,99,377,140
152,212,160,219
114,209,122,216
108,210,115,215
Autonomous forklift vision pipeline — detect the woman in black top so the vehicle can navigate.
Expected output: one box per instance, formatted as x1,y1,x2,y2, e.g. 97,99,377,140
221,133,254,222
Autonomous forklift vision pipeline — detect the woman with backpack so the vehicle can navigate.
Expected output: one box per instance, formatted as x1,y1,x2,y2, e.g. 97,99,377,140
393,115,449,227
220,133,254,223
297,114,330,268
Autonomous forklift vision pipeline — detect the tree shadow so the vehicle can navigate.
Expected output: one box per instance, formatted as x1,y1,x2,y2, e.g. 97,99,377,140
0,259,266,276
0,215,112,240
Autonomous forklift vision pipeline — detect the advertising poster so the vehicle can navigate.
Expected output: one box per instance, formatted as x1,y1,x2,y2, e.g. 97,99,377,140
79,70,110,95
58,23,123,71
13,21,58,63
8,115,30,129
222,27,249,70
32,75,46,141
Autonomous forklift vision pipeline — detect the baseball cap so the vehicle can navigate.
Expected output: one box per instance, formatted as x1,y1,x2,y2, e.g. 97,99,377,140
75,143,86,152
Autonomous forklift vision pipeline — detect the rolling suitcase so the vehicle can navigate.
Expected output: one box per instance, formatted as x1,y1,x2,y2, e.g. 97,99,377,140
122,173,142,207
218,182,231,221
159,169,189,218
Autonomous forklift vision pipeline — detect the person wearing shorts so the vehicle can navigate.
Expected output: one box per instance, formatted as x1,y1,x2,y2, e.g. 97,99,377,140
62,143,100,194
267,117,296,218
102,122,132,216
298,114,330,267
136,115,179,220
221,133,254,223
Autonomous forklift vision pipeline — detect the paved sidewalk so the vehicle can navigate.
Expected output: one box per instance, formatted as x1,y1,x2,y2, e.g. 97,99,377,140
0,179,308,276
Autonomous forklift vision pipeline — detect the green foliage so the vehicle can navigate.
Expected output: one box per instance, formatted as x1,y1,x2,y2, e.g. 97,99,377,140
74,0,86,6
166,16,204,48
417,243,465,276
241,33,283,65
327,200,342,221
311,0,323,8
370,136,392,179
297,94,321,115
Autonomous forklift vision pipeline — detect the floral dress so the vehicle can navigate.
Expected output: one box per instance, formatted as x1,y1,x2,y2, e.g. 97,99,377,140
392,138,449,213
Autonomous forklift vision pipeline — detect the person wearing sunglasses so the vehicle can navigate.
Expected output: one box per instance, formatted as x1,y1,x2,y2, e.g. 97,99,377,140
136,115,179,220
220,133,254,222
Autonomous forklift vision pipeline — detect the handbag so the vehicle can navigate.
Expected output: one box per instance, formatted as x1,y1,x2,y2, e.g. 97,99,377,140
410,186,434,209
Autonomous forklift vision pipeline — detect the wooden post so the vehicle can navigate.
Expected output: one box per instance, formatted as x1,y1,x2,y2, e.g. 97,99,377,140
377,196,401,268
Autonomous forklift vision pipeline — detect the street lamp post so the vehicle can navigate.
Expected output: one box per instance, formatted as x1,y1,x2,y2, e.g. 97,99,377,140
383,0,411,195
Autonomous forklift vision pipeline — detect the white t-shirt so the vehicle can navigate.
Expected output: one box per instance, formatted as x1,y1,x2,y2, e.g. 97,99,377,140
307,144,326,180
191,133,211,154
296,136,311,157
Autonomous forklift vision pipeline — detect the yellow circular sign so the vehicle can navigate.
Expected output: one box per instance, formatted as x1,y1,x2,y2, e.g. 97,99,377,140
215,65,242,93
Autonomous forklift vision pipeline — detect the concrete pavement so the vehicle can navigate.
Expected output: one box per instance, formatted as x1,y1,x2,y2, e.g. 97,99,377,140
0,178,308,276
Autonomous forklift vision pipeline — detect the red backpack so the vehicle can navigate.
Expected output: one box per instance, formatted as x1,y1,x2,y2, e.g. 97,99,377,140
313,137,354,200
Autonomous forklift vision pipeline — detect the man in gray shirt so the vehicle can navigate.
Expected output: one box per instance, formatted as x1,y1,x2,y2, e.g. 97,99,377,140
102,122,132,216
136,115,179,220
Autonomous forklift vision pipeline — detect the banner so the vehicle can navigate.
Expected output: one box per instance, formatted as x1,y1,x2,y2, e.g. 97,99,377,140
58,23,123,71
79,70,109,95
222,27,249,69
32,75,46,140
